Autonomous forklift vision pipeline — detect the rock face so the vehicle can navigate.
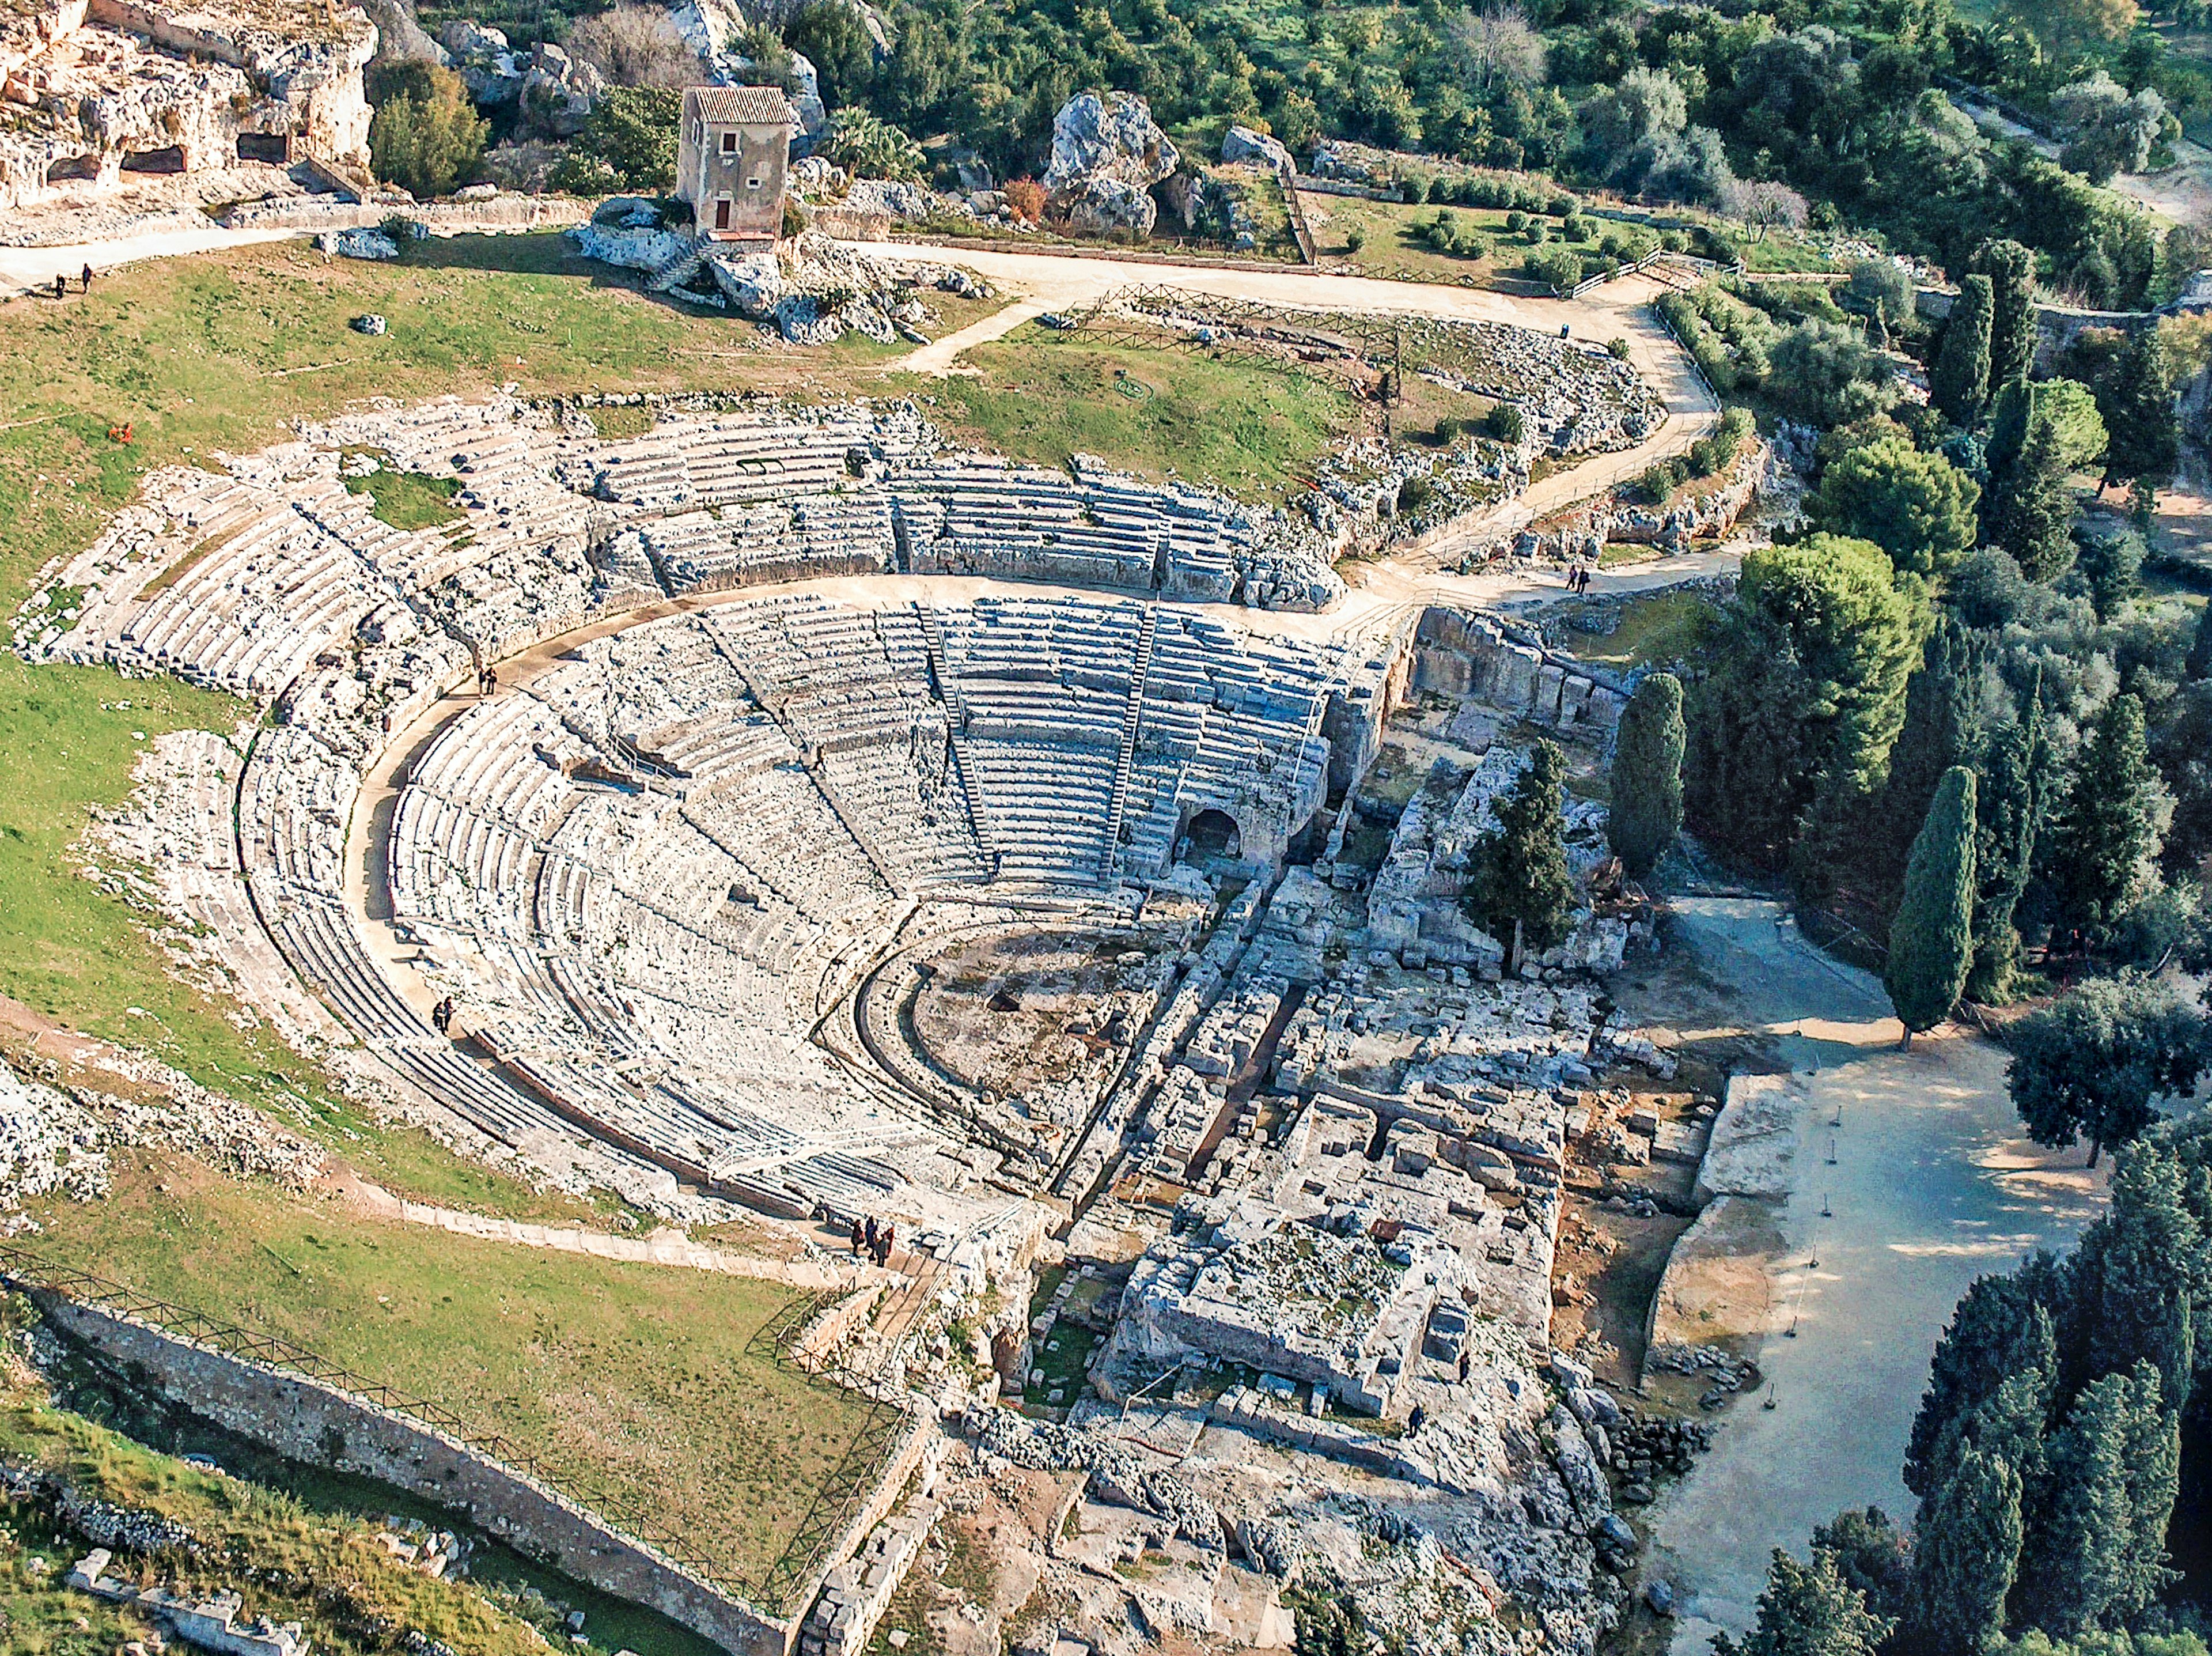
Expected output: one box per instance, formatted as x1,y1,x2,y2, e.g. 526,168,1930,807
1043,90,1176,236
1222,124,1293,174
0,0,376,213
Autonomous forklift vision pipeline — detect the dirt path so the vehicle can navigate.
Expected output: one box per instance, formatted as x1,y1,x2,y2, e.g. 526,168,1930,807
1613,898,2105,1651
327,1166,867,1290
861,242,1720,522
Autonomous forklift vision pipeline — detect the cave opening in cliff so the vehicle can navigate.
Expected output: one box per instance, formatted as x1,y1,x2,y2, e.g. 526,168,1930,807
121,146,187,174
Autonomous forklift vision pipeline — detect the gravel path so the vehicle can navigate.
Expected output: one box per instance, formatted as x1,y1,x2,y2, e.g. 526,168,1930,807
1628,898,2105,1651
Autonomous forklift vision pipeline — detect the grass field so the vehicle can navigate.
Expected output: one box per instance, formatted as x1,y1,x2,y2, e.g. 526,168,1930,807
919,327,1357,497
0,1313,642,1656
1553,590,1718,671
26,1154,872,1601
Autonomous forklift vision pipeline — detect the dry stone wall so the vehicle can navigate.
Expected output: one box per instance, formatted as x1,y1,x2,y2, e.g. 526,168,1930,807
38,1298,794,1656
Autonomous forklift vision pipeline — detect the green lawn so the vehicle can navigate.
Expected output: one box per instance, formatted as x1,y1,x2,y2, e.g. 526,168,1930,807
916,327,1356,498
0,1315,622,1656
345,464,465,531
1555,590,1718,671
28,1155,873,1605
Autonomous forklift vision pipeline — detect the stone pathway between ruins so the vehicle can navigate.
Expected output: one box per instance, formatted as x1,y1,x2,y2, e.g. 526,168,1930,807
1641,898,2107,1653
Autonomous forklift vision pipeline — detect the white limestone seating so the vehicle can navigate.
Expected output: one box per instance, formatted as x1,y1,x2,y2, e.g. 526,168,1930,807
585,410,874,512
890,455,1270,603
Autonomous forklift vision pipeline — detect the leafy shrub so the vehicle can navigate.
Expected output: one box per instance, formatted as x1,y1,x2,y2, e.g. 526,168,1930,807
1404,172,1433,203
1344,225,1367,253
367,62,486,198
1003,177,1046,222
824,106,924,180
1607,337,1631,360
1526,218,1549,244
550,85,680,193
1434,415,1464,443
1547,192,1578,216
1505,209,1527,233
1561,213,1589,241
1526,245,1585,292
1397,475,1435,513
1487,403,1527,443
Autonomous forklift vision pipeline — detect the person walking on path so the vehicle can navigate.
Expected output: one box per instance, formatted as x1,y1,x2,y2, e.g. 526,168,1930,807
81,263,93,293
849,1217,864,1257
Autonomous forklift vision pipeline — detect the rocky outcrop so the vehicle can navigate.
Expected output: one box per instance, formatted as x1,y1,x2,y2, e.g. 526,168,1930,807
1222,124,1293,174
0,0,374,212
1042,90,1176,237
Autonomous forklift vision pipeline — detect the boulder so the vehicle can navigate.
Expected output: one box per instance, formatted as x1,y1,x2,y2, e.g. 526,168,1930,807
1043,91,1176,232
515,41,601,138
1054,175,1157,237
437,20,525,103
1222,125,1293,174
705,249,786,319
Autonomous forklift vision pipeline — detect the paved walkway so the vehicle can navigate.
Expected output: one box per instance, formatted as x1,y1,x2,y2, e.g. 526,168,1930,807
1624,898,2105,1651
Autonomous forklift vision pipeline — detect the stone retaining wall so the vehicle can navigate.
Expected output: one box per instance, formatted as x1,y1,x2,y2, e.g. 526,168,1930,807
39,1296,794,1656
1410,607,1627,739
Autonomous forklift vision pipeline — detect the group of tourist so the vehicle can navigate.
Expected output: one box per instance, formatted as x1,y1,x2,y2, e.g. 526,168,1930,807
1563,562,1596,594
50,263,93,298
848,1214,898,1266
430,995,457,1035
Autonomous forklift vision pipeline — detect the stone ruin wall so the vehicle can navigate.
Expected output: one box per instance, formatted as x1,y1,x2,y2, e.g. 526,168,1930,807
1410,607,1628,741
0,0,374,213
39,1296,796,1656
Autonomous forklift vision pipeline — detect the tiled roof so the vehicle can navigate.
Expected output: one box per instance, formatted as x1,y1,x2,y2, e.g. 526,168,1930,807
683,85,798,127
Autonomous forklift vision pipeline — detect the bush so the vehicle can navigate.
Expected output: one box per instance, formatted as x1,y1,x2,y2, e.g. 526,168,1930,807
1505,209,1527,233
1562,213,1590,241
1548,192,1578,217
1003,177,1046,222
1487,403,1527,443
551,85,680,193
1526,245,1585,293
1396,475,1435,513
1643,458,1688,502
367,62,486,198
1343,225,1367,254
1525,219,1548,245
1607,337,1631,360
1404,172,1433,203
1434,415,1463,443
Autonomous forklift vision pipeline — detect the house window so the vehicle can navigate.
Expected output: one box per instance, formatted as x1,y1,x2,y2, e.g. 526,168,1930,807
720,131,736,154
747,175,762,190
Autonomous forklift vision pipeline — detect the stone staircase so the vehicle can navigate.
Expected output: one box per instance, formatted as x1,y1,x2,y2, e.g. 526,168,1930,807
912,604,1000,878
1097,603,1158,885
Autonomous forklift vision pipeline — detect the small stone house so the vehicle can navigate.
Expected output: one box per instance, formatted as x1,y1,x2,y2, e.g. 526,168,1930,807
675,85,796,245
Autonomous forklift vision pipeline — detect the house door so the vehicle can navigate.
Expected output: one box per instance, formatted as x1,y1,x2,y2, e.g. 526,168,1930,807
714,199,730,230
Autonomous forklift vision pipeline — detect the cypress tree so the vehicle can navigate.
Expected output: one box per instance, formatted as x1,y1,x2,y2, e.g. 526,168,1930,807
1470,740,1579,960
1608,672,1685,880
1713,1550,1893,1656
1933,274,1995,425
2020,1368,2137,1636
1880,619,1979,897
1885,765,1978,1048
2047,692,2162,931
1990,413,2078,581
1967,686,2045,1003
2018,1363,2177,1636
1904,1448,2022,1656
2188,603,2212,682
1969,238,2039,390
1812,1509,1911,1623
2100,324,2179,495
1907,1258,2066,1498
2073,1143,2202,1407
